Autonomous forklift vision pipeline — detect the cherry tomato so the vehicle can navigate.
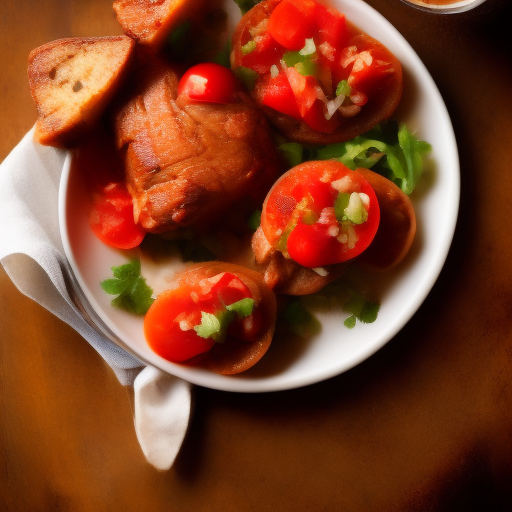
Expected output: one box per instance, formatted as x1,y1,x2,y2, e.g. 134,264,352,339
177,63,239,104
144,272,258,364
89,182,145,250
261,161,380,268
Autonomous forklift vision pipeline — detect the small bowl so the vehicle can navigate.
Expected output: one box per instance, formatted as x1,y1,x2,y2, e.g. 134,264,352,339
399,0,487,14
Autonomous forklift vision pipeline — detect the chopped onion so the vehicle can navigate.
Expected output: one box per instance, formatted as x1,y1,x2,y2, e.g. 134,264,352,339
318,41,335,61
270,64,279,78
359,193,370,207
328,225,339,237
249,19,268,37
340,46,358,68
299,38,316,56
331,175,354,193
339,104,361,117
350,91,368,106
325,95,345,120
312,267,329,276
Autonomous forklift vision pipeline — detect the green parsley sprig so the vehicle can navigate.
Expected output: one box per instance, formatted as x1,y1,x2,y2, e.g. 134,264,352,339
101,259,154,315
194,298,255,342
278,121,432,195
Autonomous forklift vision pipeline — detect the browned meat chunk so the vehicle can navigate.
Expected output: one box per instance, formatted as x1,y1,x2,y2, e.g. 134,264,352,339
113,60,283,234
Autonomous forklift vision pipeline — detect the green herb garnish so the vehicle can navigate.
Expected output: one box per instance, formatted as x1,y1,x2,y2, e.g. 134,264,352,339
289,122,431,195
241,40,257,55
335,80,351,97
283,300,321,338
342,293,380,328
279,142,304,168
101,259,154,315
194,298,255,342
247,210,262,231
234,66,259,91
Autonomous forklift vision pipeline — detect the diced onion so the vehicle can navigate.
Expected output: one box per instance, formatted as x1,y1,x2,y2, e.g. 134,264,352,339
299,38,316,56
331,175,354,193
325,95,345,120
328,225,339,237
359,193,370,207
339,104,361,117
350,92,368,106
318,42,335,61
340,46,358,68
312,267,329,276
249,19,268,37
270,64,279,78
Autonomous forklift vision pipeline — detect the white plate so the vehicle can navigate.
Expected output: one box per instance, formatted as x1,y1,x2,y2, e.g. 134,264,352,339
59,0,459,393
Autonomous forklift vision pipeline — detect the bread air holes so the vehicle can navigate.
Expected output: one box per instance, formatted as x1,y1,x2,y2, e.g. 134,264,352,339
73,81,83,92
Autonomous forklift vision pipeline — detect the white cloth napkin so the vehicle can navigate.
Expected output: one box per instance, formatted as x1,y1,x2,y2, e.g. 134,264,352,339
0,128,192,471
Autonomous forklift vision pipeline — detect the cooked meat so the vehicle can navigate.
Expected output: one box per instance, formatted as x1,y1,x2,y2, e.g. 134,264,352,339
113,59,283,234
113,0,207,50
28,36,135,147
252,226,348,295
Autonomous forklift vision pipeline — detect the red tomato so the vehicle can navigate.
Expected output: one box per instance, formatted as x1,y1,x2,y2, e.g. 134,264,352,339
286,222,339,268
144,286,216,363
261,161,380,268
267,0,317,50
240,32,283,75
290,179,336,211
260,73,302,120
89,182,145,250
144,273,257,364
230,0,403,143
177,63,239,104
315,4,348,49
348,54,396,96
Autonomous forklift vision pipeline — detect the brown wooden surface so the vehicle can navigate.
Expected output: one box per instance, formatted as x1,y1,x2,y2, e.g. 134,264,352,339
1,0,512,510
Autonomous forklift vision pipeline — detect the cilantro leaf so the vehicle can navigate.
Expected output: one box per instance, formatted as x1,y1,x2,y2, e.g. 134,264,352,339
247,210,261,231
194,311,227,341
226,298,255,318
283,300,321,338
342,292,380,326
194,298,256,342
279,142,304,168
288,121,432,195
101,260,154,315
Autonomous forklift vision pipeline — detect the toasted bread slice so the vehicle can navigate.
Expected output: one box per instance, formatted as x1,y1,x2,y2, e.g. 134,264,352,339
28,36,135,147
113,0,206,50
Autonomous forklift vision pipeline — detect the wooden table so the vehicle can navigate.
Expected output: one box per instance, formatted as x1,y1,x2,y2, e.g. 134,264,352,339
1,0,512,510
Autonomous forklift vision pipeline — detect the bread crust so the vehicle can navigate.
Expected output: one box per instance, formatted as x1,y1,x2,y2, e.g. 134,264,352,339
28,36,135,147
113,0,207,50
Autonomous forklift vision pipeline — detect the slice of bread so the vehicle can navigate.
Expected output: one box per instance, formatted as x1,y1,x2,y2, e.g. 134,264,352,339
28,36,135,147
113,0,206,50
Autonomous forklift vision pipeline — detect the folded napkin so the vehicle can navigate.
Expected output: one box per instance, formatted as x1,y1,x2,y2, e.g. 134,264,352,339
0,128,192,471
